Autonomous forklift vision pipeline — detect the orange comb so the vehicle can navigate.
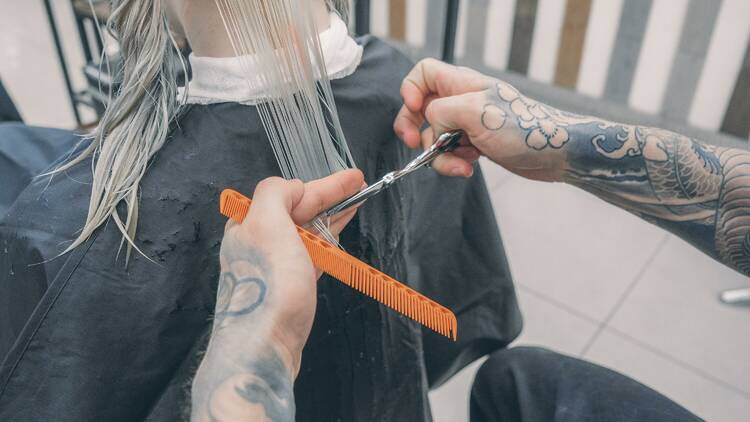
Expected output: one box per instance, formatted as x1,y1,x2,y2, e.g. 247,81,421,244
220,189,457,340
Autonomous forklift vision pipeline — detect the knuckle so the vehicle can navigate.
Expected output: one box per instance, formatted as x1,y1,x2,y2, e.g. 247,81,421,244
255,177,281,192
290,178,304,192
308,190,325,215
471,91,486,108
418,57,438,67
435,69,448,85
424,102,436,121
425,98,445,118
334,176,348,199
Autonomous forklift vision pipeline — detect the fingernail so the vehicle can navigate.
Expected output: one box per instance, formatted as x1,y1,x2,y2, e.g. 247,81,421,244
450,168,464,177
466,168,474,178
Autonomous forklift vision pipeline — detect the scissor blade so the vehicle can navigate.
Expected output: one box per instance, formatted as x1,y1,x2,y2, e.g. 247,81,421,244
322,178,387,218
321,130,465,218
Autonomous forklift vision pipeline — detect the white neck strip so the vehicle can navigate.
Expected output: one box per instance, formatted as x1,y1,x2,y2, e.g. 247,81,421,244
181,13,362,106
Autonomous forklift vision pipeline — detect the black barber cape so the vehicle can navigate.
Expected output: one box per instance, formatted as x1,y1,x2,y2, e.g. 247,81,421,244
0,123,80,216
0,37,521,421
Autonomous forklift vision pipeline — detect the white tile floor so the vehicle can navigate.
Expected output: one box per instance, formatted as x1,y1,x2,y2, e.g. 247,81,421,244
430,160,750,422
2,2,749,422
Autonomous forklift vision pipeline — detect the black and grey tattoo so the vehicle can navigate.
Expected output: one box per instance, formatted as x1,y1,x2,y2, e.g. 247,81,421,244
192,240,295,421
205,351,294,421
484,81,750,277
213,272,267,329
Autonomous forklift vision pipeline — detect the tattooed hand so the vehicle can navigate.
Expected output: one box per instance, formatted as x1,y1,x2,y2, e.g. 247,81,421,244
191,169,363,422
395,58,568,181
395,58,750,278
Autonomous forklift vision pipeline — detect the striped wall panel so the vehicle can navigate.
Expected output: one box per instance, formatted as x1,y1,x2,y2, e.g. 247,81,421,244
484,0,516,70
661,0,723,123
507,0,538,74
407,0,428,48
456,0,488,66
527,0,566,83
454,0,469,59
577,0,624,98
370,0,749,140
721,41,750,138
554,0,592,88
424,0,446,56
370,0,389,37
688,0,750,132
628,0,689,115
389,0,406,41
603,0,652,104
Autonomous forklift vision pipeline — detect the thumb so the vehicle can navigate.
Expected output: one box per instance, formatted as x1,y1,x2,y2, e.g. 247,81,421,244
248,177,305,227
291,169,364,224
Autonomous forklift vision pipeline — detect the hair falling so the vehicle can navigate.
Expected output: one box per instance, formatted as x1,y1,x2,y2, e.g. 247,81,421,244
214,0,356,243
55,0,352,259
53,0,185,259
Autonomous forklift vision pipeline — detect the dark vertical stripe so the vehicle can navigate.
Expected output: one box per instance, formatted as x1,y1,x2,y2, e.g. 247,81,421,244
603,0,653,103
461,0,489,67
721,40,750,138
442,0,461,63
354,0,371,35
662,0,722,122
0,79,23,123
554,0,592,88
389,0,406,41
43,0,82,126
507,0,539,74
425,0,447,57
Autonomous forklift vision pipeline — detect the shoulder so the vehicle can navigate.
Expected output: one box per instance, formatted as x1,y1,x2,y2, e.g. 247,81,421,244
357,35,414,72
331,36,414,109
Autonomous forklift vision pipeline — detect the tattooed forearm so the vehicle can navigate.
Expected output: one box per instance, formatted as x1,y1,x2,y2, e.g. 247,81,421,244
483,81,750,276
191,241,295,421
197,350,294,421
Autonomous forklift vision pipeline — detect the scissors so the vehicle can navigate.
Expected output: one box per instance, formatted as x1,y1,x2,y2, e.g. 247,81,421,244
321,130,465,218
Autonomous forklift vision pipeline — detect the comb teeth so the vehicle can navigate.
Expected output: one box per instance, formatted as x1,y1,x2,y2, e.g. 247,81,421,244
220,189,458,340
220,190,250,222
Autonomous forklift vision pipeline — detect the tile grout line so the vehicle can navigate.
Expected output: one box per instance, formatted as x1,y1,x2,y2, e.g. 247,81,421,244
605,326,750,400
516,283,602,326
579,233,671,356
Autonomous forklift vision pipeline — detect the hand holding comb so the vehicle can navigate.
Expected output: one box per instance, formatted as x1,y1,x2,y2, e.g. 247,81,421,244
220,188,458,340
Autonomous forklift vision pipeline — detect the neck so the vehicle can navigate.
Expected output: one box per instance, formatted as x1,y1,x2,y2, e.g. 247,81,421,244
170,0,332,58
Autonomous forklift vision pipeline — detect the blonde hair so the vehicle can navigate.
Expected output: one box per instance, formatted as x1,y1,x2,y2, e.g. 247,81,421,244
56,0,350,258
55,0,185,257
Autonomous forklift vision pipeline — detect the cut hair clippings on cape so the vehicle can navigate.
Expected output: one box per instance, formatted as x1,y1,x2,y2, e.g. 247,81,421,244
219,130,465,340
214,0,461,339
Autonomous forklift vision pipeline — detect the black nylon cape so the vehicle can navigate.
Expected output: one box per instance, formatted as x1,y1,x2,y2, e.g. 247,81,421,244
0,37,521,421
0,123,80,217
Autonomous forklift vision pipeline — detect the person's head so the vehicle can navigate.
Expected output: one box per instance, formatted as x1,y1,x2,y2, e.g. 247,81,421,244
58,0,350,257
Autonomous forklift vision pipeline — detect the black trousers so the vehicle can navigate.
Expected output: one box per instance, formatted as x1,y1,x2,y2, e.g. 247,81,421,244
470,347,703,422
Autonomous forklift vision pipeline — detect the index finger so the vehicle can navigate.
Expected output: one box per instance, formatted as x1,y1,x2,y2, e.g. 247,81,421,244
400,58,492,114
